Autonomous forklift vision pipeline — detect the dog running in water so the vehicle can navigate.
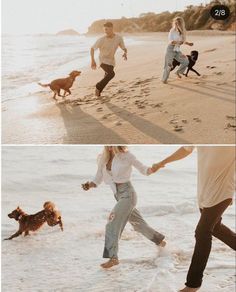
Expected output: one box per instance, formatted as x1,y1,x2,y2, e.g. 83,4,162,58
5,201,63,240
38,70,81,100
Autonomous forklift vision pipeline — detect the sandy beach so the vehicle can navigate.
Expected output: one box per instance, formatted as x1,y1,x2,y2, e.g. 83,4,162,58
2,31,235,144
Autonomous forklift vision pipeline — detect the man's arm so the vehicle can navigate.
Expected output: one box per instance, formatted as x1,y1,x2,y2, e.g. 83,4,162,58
90,48,97,69
119,37,127,60
152,146,194,172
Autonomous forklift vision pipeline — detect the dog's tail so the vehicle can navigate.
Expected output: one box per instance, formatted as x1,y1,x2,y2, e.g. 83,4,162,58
38,82,50,88
43,201,55,211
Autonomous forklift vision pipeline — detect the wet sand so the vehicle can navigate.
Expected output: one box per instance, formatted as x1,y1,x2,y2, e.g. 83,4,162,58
2,31,235,144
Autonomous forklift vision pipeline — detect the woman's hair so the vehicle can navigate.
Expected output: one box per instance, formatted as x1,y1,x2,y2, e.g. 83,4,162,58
101,146,128,164
172,17,186,41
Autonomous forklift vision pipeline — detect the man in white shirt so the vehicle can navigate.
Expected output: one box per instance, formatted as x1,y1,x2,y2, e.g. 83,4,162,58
90,22,127,97
152,146,236,292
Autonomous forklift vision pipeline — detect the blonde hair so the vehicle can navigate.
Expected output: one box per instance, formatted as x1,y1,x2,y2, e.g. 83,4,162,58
101,146,128,164
172,17,186,42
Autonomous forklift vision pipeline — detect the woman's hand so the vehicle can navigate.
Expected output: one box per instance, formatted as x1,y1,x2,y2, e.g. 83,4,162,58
81,181,96,191
185,42,194,46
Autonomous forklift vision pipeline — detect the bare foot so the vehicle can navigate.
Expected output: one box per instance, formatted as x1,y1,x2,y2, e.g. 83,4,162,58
158,240,167,247
162,80,168,84
179,286,200,292
95,88,101,97
100,258,119,269
175,72,182,79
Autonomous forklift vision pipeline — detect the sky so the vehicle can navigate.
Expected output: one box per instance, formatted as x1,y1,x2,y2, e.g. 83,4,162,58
2,0,210,34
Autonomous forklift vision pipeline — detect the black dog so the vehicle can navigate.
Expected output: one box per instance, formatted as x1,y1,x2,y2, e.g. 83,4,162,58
171,50,200,77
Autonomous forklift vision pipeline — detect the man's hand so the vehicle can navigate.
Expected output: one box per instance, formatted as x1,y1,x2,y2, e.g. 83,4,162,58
151,162,165,173
91,60,97,70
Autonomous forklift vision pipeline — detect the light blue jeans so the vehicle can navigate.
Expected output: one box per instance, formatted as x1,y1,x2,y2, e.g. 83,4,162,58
162,44,189,82
103,182,165,258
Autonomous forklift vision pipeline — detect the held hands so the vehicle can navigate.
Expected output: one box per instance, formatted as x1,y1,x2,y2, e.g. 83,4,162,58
151,161,166,173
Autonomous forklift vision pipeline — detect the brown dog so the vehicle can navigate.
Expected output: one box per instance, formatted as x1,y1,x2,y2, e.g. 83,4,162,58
38,70,81,100
5,201,63,240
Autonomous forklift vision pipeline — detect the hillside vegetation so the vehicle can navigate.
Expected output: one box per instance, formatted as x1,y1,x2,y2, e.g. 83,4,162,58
87,0,235,33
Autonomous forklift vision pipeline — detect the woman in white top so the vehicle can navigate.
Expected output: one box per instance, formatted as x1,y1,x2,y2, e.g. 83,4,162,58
82,146,166,269
162,17,194,83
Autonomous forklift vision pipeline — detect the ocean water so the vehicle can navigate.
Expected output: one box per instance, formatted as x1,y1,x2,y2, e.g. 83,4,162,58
2,146,235,291
2,34,143,103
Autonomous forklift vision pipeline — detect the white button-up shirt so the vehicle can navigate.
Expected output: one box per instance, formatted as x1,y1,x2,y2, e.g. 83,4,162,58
168,28,184,52
92,152,149,193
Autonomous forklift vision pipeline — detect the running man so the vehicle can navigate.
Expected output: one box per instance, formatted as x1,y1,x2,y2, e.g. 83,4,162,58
90,22,127,97
152,146,236,292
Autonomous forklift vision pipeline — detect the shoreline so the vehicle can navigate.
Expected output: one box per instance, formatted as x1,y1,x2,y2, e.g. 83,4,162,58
2,32,235,144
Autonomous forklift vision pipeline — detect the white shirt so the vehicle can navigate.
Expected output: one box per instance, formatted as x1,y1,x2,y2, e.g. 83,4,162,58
168,28,184,52
92,34,126,66
92,151,149,193
184,146,235,208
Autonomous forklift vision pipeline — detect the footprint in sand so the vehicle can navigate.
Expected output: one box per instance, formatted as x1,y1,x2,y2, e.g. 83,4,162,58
173,125,183,132
96,107,103,112
204,48,217,53
226,115,236,120
193,117,202,123
225,123,236,130
152,103,163,108
115,121,122,126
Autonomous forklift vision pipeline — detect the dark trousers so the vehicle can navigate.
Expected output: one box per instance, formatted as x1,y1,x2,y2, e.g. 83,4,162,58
96,63,115,93
186,198,236,288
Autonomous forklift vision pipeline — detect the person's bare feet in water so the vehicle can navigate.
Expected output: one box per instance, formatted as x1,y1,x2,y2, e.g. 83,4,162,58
100,258,119,269
95,88,101,97
179,286,200,292
158,240,167,247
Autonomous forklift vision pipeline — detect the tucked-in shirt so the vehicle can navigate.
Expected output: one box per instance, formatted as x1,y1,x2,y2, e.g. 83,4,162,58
92,151,149,193
184,146,235,208
92,34,126,66
168,28,184,52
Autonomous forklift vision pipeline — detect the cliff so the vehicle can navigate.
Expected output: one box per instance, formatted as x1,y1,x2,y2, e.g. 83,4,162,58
87,0,235,34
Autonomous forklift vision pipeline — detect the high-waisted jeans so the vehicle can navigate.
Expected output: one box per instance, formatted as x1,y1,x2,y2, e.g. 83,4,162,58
103,181,165,258
162,44,189,82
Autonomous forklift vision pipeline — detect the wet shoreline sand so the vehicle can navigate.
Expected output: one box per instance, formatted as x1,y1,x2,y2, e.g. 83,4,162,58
2,31,235,144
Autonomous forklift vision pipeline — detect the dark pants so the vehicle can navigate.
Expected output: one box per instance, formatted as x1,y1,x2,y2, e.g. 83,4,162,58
96,63,115,93
186,198,236,288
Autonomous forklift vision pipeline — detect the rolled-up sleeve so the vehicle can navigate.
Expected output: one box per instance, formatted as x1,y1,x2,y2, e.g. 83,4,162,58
92,38,102,50
128,153,149,175
183,146,195,152
168,29,174,42
92,155,104,186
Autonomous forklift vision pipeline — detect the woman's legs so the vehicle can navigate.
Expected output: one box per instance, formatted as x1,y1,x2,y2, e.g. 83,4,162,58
103,189,136,260
162,46,175,83
175,52,189,76
129,208,165,245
